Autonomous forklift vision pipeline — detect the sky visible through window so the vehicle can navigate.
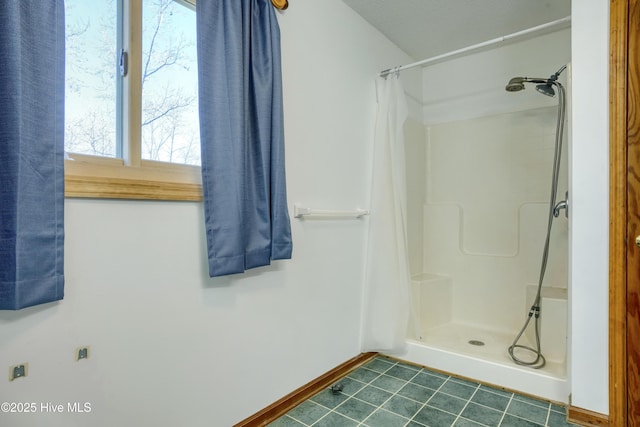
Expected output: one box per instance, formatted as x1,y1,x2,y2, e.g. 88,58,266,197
65,0,200,165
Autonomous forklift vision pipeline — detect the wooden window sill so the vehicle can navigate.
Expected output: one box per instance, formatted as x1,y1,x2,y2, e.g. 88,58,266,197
64,154,203,201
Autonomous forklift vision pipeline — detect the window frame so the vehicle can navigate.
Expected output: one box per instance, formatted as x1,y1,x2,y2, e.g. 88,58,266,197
64,0,202,201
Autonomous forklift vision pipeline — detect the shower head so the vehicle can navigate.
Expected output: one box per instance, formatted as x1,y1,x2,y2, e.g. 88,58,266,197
505,77,526,92
535,83,556,97
505,76,547,93
506,65,567,97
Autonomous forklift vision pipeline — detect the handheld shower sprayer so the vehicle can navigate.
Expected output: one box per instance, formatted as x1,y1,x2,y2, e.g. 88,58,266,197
505,77,526,92
505,65,567,97
505,64,568,370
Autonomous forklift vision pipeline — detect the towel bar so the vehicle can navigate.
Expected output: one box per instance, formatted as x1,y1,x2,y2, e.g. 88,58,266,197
293,205,369,219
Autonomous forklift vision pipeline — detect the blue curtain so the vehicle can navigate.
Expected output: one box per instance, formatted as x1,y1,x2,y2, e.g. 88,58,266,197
0,1,65,309
197,0,292,277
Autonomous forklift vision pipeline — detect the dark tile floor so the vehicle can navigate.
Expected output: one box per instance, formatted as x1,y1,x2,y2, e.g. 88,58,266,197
268,356,579,427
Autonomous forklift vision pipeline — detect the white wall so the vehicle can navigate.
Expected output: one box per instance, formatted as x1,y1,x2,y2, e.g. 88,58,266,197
0,2,414,426
421,29,571,125
569,0,610,415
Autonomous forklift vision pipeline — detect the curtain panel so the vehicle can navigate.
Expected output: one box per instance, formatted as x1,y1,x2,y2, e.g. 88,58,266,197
0,1,65,310
361,75,416,352
197,0,292,277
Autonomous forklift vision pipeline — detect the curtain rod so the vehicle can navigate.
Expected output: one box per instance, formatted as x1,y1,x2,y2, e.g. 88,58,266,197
379,16,571,77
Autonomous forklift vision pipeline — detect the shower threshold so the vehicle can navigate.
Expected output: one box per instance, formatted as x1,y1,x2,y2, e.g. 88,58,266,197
395,322,569,402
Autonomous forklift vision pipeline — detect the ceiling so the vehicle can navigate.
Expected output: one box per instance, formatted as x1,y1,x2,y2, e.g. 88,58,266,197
342,0,571,61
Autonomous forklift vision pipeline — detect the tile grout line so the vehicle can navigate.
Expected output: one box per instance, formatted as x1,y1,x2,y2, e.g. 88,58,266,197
288,414,312,427
309,357,403,427
451,383,483,426
285,403,325,427
405,370,453,426
279,363,381,427
308,400,361,426
309,375,370,427
290,372,371,427
508,397,553,426
544,405,551,427
355,360,400,427
356,360,423,426
513,394,556,410
497,393,514,426
506,413,548,427
282,406,314,427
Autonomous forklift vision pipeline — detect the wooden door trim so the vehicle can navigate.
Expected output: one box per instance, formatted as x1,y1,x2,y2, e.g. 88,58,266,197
609,0,629,425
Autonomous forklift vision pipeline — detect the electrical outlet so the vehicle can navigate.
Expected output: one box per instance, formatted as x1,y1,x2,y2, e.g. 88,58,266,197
76,346,90,361
9,363,28,381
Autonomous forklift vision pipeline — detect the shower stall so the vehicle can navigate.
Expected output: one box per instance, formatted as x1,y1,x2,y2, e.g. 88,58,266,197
390,28,571,403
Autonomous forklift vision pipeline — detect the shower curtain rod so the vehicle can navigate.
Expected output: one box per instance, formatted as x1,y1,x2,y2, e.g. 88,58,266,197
379,16,571,77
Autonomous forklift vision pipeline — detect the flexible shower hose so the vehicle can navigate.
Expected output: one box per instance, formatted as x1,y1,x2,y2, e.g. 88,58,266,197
508,81,566,370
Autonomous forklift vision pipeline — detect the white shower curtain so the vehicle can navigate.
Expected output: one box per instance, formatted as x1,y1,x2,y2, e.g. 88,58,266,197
361,74,416,353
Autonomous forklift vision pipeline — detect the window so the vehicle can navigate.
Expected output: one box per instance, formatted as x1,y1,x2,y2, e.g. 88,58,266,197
64,0,202,200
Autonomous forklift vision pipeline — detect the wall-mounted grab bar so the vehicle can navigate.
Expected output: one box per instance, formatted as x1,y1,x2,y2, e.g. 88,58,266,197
293,205,369,219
